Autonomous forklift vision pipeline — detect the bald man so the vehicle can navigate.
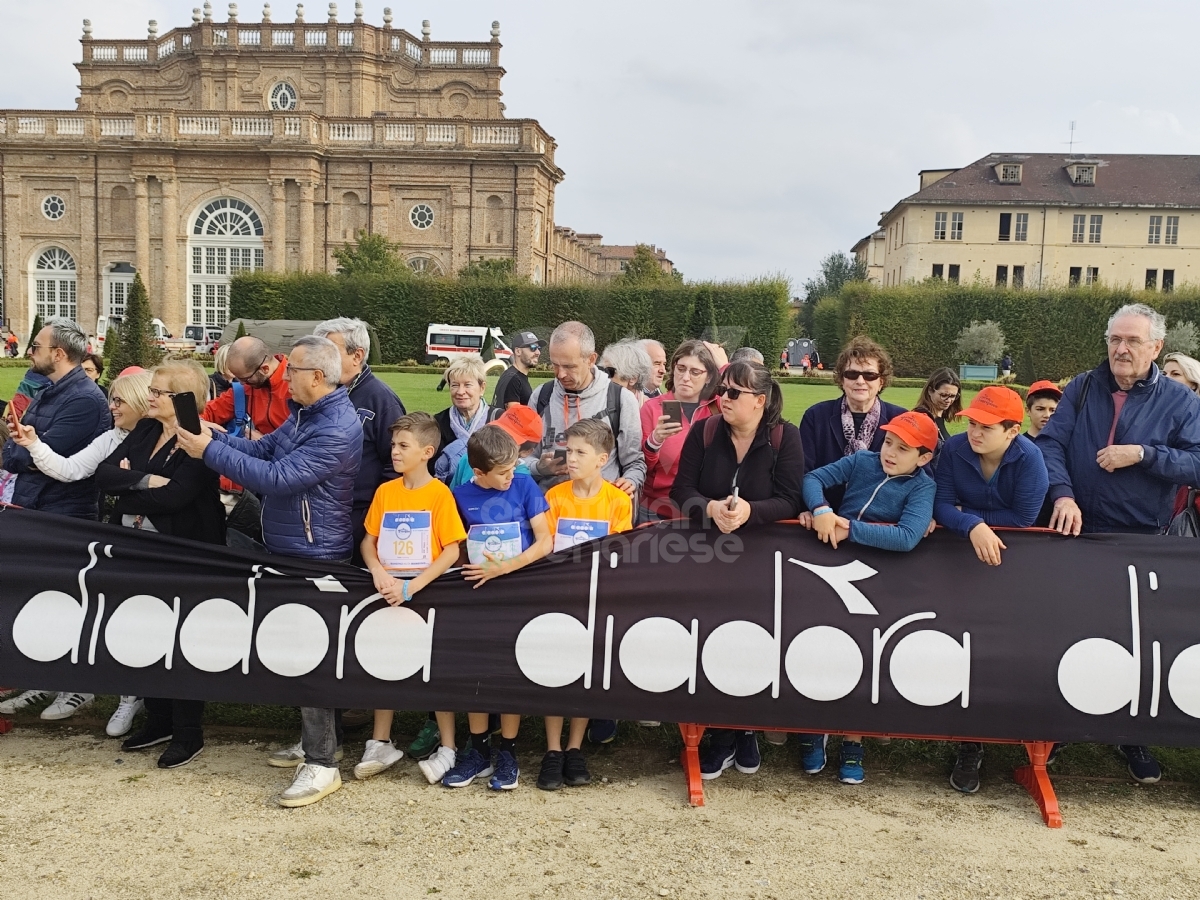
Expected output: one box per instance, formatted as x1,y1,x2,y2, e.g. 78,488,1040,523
201,335,292,438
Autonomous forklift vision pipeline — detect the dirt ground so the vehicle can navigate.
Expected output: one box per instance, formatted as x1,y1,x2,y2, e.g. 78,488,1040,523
2,727,1199,900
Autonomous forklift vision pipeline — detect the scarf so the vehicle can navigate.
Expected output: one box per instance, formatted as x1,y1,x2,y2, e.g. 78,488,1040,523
840,396,881,456
449,400,490,443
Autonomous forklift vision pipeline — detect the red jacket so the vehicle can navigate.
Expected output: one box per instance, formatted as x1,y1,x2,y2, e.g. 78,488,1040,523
639,391,718,518
202,354,291,436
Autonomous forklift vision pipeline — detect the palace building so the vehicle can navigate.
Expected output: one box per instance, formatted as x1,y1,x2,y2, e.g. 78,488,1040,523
0,3,660,342
858,153,1200,291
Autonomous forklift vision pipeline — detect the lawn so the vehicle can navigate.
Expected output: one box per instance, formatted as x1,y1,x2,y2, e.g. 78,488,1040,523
1,367,974,432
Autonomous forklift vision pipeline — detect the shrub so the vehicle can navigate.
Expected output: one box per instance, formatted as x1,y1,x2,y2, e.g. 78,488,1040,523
954,320,1006,366
1163,320,1200,357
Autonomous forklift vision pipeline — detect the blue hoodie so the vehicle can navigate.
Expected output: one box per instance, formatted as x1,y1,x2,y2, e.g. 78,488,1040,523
934,433,1048,538
802,450,936,552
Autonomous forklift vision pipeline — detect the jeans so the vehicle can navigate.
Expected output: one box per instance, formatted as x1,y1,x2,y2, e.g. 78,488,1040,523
301,707,340,768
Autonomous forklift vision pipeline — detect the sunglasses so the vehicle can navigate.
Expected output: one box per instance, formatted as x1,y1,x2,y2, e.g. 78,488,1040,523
842,370,881,382
715,384,764,401
524,343,541,352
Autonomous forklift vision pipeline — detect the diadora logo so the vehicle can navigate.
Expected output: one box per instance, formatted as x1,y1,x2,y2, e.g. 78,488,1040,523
514,550,972,708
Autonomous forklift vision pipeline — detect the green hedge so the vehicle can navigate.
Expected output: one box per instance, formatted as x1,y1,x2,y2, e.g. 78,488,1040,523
230,274,790,364
823,281,1200,380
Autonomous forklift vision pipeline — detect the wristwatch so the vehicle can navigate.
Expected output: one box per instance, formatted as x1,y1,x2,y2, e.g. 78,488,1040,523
1138,445,1145,462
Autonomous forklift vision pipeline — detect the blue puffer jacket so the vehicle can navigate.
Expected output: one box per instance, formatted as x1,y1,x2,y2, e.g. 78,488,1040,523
1037,360,1200,534
203,387,363,559
2,365,110,517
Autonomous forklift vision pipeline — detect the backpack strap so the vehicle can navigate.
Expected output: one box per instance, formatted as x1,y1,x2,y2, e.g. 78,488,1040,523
703,415,720,448
231,380,247,437
535,383,552,416
604,380,623,442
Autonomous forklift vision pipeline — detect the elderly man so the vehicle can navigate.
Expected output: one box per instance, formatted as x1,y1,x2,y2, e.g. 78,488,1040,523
201,335,291,437
176,335,362,808
1038,302,1200,785
529,321,645,495
313,317,406,564
640,339,667,399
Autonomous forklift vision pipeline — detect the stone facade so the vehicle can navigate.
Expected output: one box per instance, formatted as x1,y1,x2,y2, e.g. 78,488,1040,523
0,6,670,343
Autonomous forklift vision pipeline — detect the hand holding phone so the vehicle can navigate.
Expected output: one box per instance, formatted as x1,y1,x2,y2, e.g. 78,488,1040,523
172,391,203,435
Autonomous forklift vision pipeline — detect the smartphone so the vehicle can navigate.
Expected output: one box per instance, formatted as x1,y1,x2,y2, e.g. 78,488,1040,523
727,486,740,511
661,400,683,427
554,448,568,464
172,391,203,435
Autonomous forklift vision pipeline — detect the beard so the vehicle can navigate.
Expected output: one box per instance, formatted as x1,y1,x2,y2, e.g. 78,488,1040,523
29,356,54,376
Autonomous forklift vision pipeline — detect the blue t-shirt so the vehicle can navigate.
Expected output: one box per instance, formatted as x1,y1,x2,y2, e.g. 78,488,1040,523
452,472,549,564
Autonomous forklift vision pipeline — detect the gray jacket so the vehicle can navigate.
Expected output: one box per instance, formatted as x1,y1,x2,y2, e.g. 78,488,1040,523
528,367,646,491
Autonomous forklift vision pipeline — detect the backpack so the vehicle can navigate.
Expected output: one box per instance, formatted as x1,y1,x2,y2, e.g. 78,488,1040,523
1168,487,1200,537
535,379,627,473
228,380,250,438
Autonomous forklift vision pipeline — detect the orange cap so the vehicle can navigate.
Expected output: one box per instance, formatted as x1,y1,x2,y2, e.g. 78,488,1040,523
880,410,940,452
959,385,1025,425
117,366,146,377
1026,380,1063,400
492,405,544,445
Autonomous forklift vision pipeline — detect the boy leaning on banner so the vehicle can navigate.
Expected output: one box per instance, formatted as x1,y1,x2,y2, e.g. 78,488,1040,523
357,412,466,782
799,409,938,785
537,418,633,790
419,426,555,791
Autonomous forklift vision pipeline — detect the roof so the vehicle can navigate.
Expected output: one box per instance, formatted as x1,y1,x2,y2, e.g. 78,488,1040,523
882,153,1200,223
851,230,884,253
598,245,670,261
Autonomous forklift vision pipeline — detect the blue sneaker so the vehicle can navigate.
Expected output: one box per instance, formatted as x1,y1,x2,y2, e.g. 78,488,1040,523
700,735,736,781
586,719,618,744
1119,745,1162,784
838,741,864,785
734,731,760,775
442,747,494,788
797,734,828,775
489,750,519,790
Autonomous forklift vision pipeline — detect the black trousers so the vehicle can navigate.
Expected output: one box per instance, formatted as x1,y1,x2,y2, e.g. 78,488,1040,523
145,697,205,744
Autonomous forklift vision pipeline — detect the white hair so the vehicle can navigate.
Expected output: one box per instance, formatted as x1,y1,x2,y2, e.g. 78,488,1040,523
1107,303,1167,341
444,353,488,385
290,335,342,384
313,316,371,357
550,321,596,356
600,339,653,391
730,347,765,365
45,317,88,364
639,338,665,356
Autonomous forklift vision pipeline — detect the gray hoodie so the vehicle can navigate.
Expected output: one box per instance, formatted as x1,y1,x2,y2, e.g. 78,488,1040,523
528,367,646,491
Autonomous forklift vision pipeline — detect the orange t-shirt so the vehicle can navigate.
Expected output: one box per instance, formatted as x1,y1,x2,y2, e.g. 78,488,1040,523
544,480,633,552
364,477,466,575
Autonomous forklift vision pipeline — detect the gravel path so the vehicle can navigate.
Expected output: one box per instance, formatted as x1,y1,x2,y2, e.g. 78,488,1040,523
1,730,1198,899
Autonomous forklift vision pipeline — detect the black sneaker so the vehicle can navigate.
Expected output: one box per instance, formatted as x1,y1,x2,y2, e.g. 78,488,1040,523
734,731,760,775
537,751,565,791
699,736,736,781
949,743,983,794
122,725,173,751
563,748,591,786
157,740,204,769
1119,745,1162,784
1046,742,1067,765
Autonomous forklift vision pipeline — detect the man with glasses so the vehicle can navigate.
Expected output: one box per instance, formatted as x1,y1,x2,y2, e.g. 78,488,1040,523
2,318,109,517
492,331,542,409
201,336,291,439
1038,303,1200,785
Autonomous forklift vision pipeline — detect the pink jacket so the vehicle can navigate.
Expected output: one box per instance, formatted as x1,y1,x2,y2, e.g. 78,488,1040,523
639,391,719,517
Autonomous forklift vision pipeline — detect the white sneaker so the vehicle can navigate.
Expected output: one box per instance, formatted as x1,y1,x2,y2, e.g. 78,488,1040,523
354,739,404,780
267,740,345,768
638,721,662,728
40,692,94,720
0,690,51,715
278,764,342,808
417,745,457,785
106,696,143,737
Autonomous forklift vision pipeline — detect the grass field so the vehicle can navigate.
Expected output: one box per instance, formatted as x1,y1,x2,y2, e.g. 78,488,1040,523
1,367,974,432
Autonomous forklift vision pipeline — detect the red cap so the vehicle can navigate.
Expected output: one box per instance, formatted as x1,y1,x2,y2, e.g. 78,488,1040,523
117,366,146,377
880,410,940,452
492,405,544,445
959,386,1025,425
1026,380,1063,400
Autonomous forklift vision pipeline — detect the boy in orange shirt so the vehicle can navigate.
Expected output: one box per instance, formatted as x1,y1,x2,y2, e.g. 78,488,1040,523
537,419,633,790
356,412,466,781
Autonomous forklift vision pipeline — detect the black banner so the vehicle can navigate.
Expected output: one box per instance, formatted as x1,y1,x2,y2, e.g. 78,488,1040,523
3,507,1200,745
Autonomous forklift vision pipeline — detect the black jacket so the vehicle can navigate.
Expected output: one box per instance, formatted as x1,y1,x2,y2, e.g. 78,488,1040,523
346,365,406,509
671,416,805,526
95,418,226,545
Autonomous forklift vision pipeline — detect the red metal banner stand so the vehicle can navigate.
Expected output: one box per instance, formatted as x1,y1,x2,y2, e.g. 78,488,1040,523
678,725,1062,827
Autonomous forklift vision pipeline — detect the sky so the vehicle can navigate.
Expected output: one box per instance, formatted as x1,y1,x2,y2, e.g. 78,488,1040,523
2,0,1199,292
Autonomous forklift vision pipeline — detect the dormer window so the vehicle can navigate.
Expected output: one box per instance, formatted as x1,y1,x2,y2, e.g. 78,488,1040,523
997,163,1022,184
1067,163,1096,185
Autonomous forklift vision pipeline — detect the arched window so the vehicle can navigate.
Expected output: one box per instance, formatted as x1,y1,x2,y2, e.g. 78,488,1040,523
187,198,265,327
407,256,443,276
31,247,77,322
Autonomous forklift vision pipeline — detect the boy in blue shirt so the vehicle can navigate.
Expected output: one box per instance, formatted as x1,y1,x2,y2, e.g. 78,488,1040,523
800,410,938,786
420,426,553,791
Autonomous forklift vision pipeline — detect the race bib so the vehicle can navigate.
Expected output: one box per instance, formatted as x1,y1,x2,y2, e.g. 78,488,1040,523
379,511,433,573
466,522,523,566
553,518,609,553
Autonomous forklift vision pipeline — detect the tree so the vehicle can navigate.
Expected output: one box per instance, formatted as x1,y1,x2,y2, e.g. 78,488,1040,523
104,273,160,382
797,252,867,336
102,325,119,359
234,320,248,340
26,313,43,350
1163,321,1200,357
618,244,669,284
1016,343,1037,386
954,320,1006,367
332,230,408,278
458,257,517,281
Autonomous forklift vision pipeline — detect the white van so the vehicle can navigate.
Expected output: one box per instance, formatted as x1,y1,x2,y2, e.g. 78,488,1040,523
97,316,188,352
425,324,513,374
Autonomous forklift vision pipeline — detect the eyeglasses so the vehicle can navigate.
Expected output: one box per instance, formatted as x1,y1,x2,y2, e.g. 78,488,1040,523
934,390,959,401
285,364,322,376
674,364,709,379
109,396,127,409
714,384,764,401
842,370,882,382
525,344,541,352
234,353,270,383
1106,336,1149,349
148,387,177,399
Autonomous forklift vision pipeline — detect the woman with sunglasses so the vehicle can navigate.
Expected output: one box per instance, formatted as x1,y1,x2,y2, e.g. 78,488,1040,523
95,361,226,770
671,360,804,780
